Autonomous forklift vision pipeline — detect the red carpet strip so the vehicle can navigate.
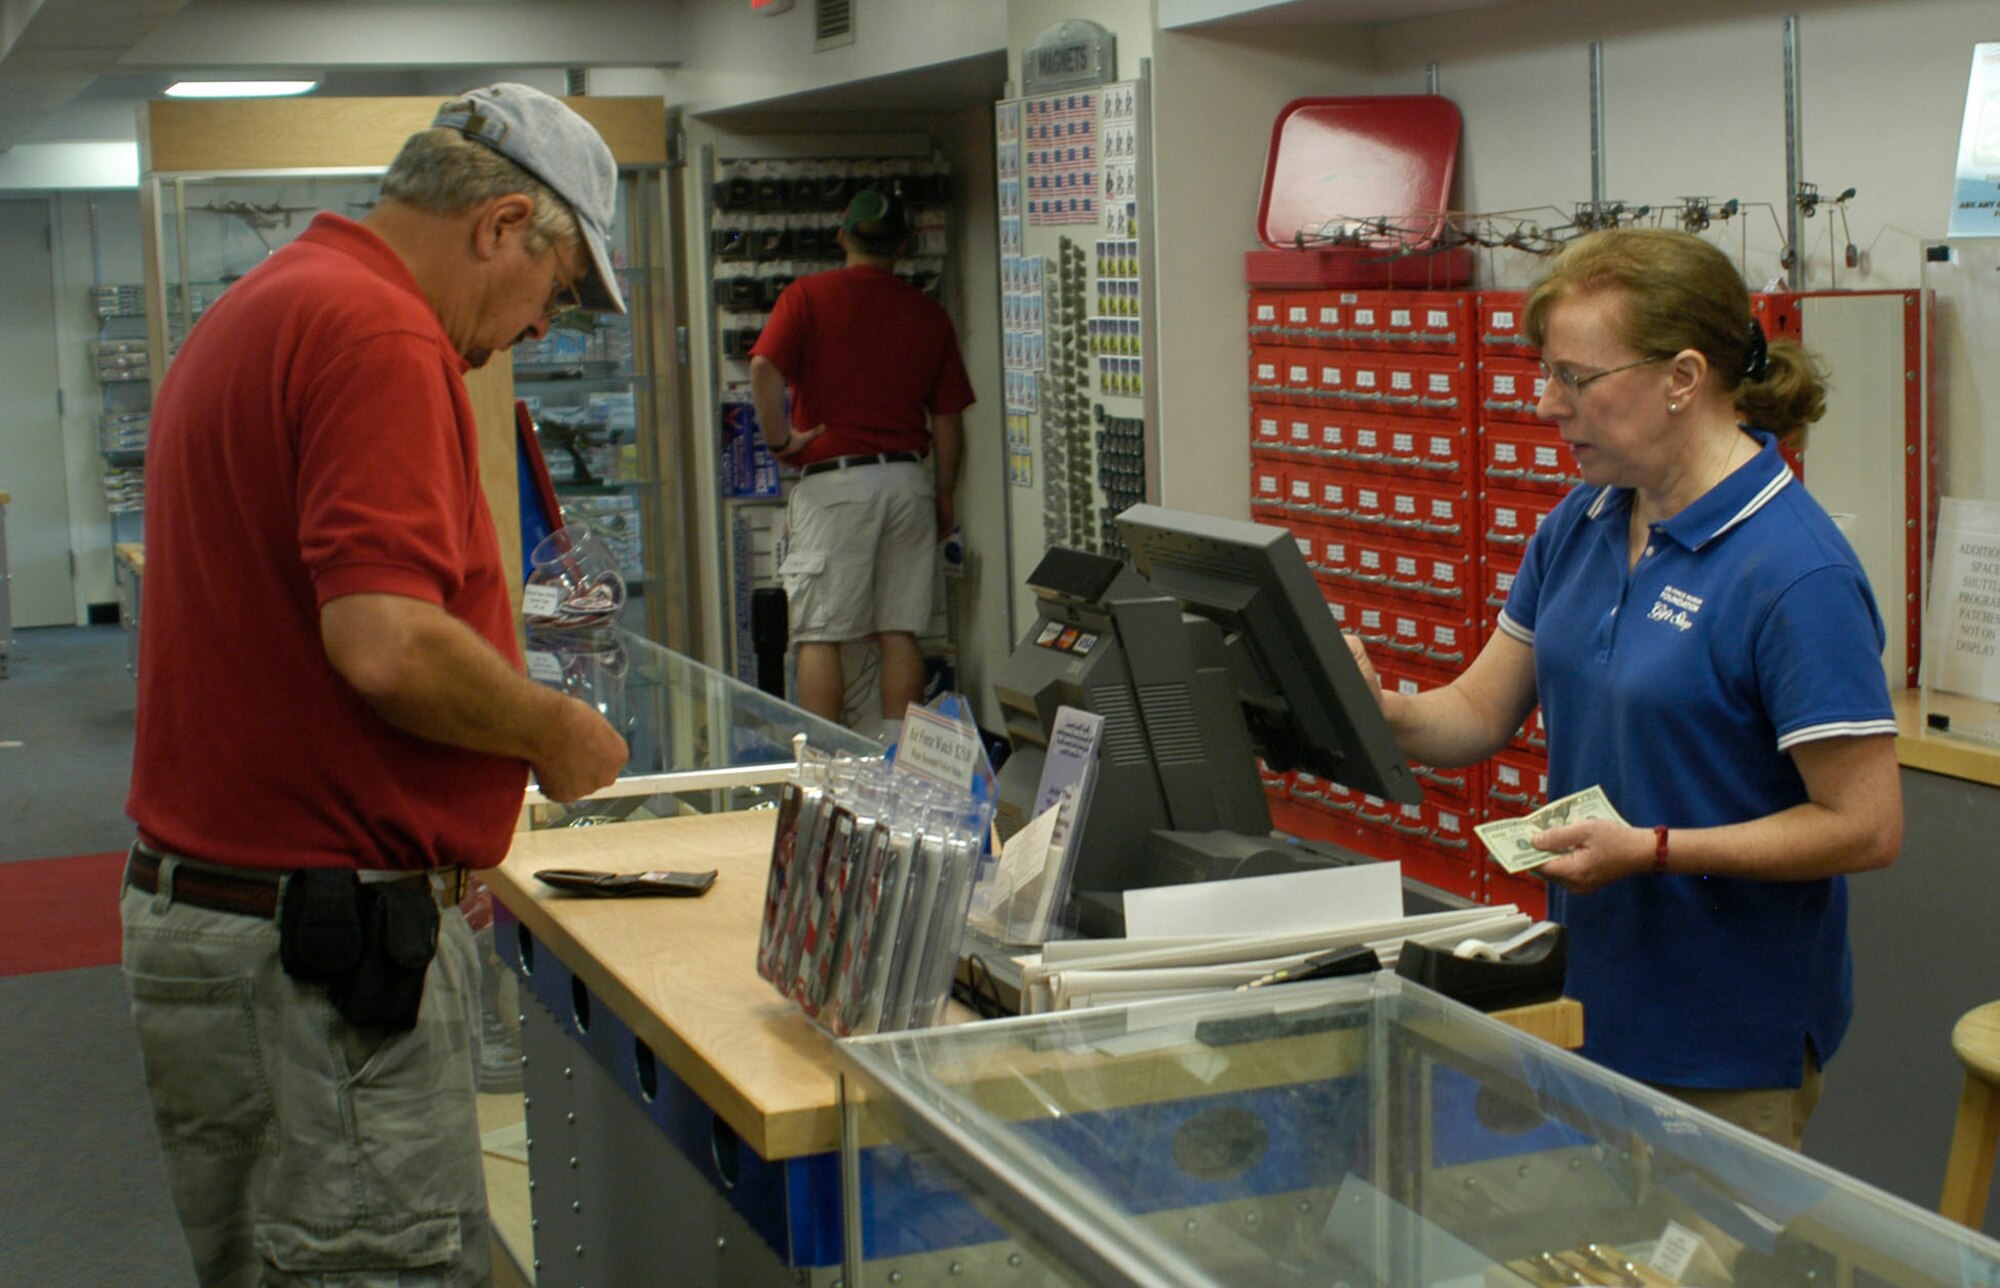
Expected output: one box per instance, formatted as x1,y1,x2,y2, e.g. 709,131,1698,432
0,851,127,976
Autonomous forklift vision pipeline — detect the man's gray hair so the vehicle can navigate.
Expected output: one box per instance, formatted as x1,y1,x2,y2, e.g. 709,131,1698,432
380,126,581,253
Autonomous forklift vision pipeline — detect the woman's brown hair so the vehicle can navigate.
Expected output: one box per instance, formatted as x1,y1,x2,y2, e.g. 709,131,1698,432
1523,227,1827,444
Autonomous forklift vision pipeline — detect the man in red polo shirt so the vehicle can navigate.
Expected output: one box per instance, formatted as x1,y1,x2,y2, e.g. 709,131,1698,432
122,84,628,1286
749,188,976,734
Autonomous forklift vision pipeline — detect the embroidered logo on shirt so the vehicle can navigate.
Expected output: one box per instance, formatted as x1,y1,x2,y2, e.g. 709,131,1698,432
1648,585,1704,632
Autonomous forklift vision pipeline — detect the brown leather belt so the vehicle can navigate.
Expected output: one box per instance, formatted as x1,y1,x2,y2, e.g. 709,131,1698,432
800,450,922,476
125,847,464,920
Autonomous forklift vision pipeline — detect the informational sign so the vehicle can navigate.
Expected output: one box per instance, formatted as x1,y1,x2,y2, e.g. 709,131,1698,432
1949,42,2000,238
1925,496,2000,699
1021,19,1116,95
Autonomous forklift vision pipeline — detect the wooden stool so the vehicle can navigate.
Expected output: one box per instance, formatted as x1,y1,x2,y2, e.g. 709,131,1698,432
1941,1001,2000,1228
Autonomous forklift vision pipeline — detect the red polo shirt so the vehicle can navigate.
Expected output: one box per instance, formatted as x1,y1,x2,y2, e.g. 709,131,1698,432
127,214,526,872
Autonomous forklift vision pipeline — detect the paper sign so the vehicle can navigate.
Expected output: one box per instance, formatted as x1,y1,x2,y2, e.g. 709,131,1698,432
1649,1220,1703,1282
522,584,561,619
894,703,981,791
1949,42,2000,238
525,650,563,683
1925,497,2000,700
1122,861,1403,939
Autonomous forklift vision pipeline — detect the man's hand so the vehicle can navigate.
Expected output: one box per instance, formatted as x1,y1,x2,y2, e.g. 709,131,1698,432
771,423,827,461
1532,820,1650,895
1344,632,1386,705
531,700,630,802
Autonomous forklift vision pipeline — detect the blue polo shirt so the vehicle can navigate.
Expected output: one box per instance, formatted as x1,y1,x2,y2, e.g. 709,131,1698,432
1498,429,1897,1089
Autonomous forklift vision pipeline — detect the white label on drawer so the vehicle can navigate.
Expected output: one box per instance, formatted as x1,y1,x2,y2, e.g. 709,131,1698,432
1360,550,1382,571
1360,609,1383,630
1318,305,1340,325
1354,369,1375,389
1437,811,1462,834
1499,764,1522,787
1328,601,1348,626
1256,361,1277,381
1432,561,1457,585
1496,443,1518,464
1391,495,1414,517
1497,570,1516,592
1356,428,1378,449
1532,374,1550,398
1430,499,1456,521
1396,678,1420,696
1429,435,1453,457
523,585,561,619
1321,425,1344,448
1428,309,1451,329
1391,432,1414,454
1353,308,1376,326
1288,363,1310,384
525,649,563,682
1257,416,1279,437
1295,537,1313,558
1322,483,1345,506
1396,617,1418,639
1289,479,1313,502
1535,445,1561,467
1255,303,1277,321
1287,305,1308,323
1391,370,1414,391
1493,309,1516,329
1256,474,1278,496
1396,555,1417,577
1390,308,1412,327
1438,626,1459,646
1321,366,1343,386
1325,542,1346,563
1289,420,1313,444
1534,510,1550,530
1497,507,1519,529
1428,372,1454,393
1493,373,1517,396
1359,488,1380,509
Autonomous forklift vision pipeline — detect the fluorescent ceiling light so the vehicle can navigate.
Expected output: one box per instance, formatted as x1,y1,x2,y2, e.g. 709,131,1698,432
165,79,320,99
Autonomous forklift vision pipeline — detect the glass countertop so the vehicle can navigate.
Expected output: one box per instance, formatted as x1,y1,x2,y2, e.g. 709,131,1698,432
523,627,881,826
833,973,2000,1287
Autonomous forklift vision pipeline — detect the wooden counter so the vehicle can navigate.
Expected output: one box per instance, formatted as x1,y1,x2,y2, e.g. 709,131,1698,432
491,812,1583,1166
1892,689,2000,788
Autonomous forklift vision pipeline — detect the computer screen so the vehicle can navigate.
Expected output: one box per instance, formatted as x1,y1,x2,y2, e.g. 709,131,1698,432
1117,503,1420,804
989,506,1419,908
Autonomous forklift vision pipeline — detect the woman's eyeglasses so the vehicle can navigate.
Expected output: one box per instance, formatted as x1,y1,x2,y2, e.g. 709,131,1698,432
1538,354,1665,396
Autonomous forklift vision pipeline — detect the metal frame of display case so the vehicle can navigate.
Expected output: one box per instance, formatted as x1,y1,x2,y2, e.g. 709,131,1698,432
833,973,2000,1287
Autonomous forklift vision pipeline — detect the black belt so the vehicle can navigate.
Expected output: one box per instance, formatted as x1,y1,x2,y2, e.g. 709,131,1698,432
800,451,923,477
125,846,465,920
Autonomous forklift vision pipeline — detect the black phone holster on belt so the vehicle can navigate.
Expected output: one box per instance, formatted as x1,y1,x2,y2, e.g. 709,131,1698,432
278,869,440,1032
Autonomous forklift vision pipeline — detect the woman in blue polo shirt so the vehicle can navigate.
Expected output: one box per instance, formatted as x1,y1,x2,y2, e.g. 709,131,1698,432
1350,228,1902,1150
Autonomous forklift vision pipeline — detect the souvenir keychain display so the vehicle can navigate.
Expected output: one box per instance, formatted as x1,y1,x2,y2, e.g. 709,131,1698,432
756,737,994,1037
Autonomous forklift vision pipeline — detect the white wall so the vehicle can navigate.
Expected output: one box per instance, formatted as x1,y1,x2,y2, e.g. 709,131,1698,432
674,0,1003,115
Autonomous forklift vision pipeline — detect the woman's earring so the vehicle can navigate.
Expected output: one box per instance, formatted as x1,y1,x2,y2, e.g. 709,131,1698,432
1669,401,1680,413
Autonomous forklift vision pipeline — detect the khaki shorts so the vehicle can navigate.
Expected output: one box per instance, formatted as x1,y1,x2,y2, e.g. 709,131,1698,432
781,460,936,642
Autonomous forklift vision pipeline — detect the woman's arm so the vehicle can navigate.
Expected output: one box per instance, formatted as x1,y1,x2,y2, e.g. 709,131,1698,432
1348,628,1539,769
1533,733,1902,895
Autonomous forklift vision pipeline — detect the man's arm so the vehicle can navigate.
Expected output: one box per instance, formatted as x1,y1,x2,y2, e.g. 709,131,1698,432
320,593,627,802
749,355,823,460
931,411,963,537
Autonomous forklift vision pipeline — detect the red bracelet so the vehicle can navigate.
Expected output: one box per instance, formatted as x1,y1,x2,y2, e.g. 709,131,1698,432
1653,824,1669,876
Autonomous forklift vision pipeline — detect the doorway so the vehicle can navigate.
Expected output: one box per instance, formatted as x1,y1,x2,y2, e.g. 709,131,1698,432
0,198,72,627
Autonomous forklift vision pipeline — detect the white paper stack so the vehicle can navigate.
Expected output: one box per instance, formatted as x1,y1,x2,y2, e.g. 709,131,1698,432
1015,861,1529,1013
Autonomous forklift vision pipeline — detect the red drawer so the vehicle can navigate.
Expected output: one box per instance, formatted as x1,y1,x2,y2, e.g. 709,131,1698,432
1483,487,1558,557
1281,408,1320,456
1322,533,1474,611
1342,351,1469,419
1281,347,1317,405
1345,415,1472,483
1368,657,1479,806
1477,291,1534,356
1483,866,1548,918
1248,292,1283,340
1334,474,1475,549
1249,344,1285,400
1380,597,1477,675
1486,750,1550,816
1280,292,1318,343
1250,458,1288,516
1511,705,1548,757
1250,402,1286,455
1481,549,1522,622
1479,355,1549,425
1481,422,1579,494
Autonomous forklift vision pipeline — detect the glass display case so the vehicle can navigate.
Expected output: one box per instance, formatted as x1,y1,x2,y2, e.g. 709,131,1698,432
834,973,2000,1286
139,119,683,642
520,625,882,826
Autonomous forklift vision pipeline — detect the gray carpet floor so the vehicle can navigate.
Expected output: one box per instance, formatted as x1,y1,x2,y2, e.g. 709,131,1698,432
0,625,196,1286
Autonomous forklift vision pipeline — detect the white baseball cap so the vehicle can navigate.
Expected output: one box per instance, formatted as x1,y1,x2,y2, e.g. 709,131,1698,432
433,82,627,315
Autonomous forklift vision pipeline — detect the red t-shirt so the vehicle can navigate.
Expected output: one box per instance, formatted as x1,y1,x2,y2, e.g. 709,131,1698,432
126,214,526,872
749,265,975,464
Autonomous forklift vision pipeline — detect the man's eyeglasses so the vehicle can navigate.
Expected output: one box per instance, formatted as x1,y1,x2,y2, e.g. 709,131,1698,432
544,273,584,319
1538,354,1664,396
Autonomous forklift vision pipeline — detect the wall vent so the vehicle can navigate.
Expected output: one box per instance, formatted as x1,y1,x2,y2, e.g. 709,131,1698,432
565,68,589,96
815,0,855,51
